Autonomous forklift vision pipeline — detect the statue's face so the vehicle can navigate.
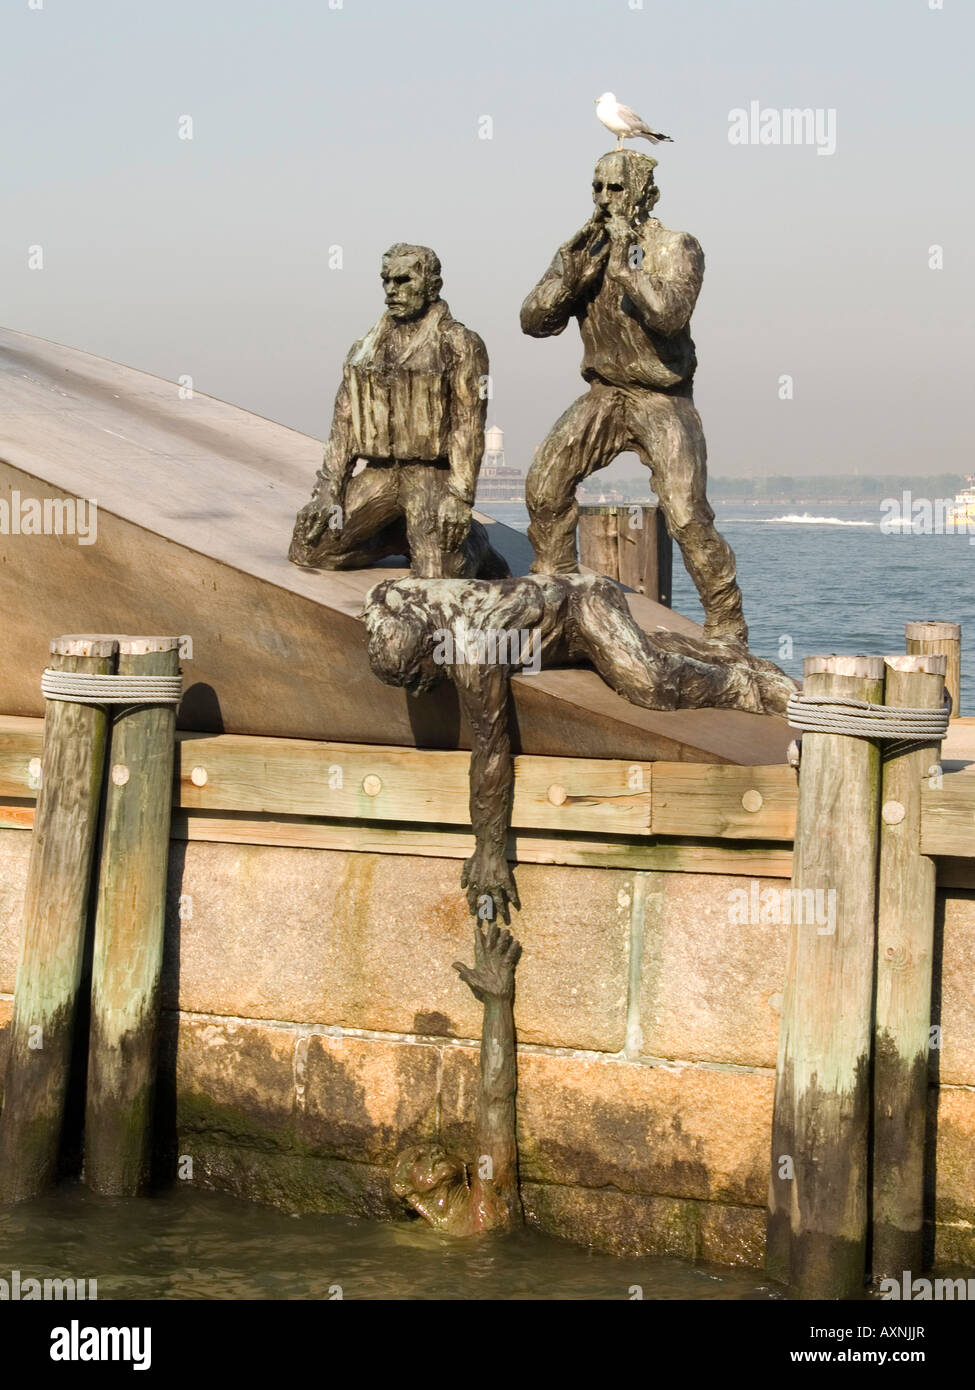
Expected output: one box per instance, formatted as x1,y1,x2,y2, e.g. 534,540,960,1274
381,253,430,321
592,155,636,223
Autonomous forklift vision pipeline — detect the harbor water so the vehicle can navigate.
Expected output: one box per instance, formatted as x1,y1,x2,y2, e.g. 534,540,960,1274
0,1184,783,1301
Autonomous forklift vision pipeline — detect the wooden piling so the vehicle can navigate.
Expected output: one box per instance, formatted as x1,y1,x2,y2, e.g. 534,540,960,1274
577,503,673,605
767,655,885,1299
872,653,946,1280
905,621,960,719
84,637,180,1195
0,635,118,1203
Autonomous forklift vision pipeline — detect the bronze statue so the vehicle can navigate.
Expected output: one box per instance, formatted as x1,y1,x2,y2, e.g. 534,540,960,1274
521,150,747,645
393,920,522,1235
364,573,796,921
290,243,507,579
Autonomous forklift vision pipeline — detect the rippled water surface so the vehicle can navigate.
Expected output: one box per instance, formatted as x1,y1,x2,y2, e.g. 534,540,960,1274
0,1185,785,1301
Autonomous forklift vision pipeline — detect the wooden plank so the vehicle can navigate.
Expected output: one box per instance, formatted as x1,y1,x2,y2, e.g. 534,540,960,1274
0,715,44,797
1,796,794,877
513,756,652,833
920,774,975,857
2,716,808,843
175,735,655,837
1,716,656,837
170,812,794,877
651,762,796,841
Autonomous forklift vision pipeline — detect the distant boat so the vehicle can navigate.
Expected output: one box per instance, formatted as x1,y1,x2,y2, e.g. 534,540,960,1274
946,479,975,527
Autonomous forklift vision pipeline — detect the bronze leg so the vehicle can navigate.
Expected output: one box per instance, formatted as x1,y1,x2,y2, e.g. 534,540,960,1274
525,384,627,575
625,389,748,645
571,575,764,713
289,465,405,570
400,462,456,578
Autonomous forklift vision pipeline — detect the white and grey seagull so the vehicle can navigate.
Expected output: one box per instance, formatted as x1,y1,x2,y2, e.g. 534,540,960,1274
595,92,673,150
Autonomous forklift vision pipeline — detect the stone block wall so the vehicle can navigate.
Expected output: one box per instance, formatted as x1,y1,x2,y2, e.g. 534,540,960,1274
0,827,972,1268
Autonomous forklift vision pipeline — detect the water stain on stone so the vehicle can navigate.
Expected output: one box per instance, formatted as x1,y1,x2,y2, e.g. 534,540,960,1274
412,1010,453,1037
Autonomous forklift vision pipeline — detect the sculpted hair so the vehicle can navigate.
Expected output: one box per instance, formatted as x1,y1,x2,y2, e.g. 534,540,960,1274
362,580,438,686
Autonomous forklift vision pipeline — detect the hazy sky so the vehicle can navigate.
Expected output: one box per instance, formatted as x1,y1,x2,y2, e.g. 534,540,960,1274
2,0,970,479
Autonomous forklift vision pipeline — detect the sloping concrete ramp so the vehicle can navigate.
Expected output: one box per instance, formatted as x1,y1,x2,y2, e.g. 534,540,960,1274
0,328,790,764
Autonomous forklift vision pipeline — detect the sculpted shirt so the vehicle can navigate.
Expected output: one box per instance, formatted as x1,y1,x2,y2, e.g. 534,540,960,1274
319,299,488,506
521,217,704,392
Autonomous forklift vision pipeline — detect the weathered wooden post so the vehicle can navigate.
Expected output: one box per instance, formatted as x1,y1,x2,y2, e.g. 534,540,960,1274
905,620,960,718
872,653,946,1279
85,637,181,1195
577,503,673,605
767,655,885,1299
0,635,118,1203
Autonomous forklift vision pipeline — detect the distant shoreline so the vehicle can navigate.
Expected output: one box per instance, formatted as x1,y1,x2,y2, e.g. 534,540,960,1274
478,474,971,509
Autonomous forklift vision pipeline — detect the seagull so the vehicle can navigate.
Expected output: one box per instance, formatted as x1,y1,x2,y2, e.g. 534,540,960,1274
595,92,673,150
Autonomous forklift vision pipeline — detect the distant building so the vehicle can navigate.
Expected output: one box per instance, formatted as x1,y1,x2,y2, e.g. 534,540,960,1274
476,425,525,503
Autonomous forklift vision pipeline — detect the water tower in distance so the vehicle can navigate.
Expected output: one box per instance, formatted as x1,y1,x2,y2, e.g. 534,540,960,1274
476,425,525,504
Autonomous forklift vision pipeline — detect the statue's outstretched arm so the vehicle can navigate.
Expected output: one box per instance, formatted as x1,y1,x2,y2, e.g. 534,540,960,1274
453,921,523,1226
455,665,519,924
605,225,704,337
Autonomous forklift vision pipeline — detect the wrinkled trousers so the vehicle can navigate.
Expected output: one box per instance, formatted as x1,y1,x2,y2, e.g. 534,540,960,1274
526,381,746,642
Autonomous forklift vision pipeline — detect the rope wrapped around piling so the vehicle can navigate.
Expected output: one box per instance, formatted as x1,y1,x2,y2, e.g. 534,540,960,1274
786,691,950,746
41,669,183,707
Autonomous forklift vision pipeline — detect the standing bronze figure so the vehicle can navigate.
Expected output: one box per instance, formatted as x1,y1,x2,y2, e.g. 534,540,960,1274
290,243,507,579
521,151,747,645
392,920,523,1236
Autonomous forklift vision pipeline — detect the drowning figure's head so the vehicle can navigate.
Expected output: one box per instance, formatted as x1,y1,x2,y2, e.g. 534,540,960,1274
362,579,443,696
392,1142,467,1201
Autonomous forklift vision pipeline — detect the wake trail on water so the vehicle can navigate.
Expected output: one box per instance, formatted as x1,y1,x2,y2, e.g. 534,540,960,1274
756,513,875,527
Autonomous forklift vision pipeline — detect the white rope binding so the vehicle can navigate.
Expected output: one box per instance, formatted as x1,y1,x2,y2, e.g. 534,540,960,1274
786,692,950,741
41,669,183,707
